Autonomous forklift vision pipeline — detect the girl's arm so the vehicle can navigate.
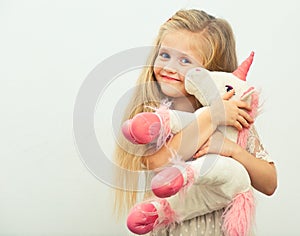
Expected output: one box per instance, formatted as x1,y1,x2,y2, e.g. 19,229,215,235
143,107,214,169
194,129,277,196
231,127,277,195
232,146,277,195
143,98,254,170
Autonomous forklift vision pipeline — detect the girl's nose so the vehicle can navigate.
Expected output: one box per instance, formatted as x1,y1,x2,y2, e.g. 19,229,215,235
163,60,177,73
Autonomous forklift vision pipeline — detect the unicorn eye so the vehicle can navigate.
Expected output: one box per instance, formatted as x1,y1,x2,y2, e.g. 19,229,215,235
225,85,234,92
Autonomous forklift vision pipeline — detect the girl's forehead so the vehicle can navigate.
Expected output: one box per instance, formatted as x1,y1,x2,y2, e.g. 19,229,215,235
160,30,203,62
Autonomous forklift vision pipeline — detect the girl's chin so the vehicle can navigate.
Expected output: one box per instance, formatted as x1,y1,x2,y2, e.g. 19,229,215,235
159,86,185,98
158,83,186,97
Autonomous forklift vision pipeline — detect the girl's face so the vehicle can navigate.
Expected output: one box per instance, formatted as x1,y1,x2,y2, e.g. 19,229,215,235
154,30,203,99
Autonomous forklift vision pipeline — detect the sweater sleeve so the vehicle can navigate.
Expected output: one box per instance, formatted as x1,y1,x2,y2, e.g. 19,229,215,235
246,126,274,163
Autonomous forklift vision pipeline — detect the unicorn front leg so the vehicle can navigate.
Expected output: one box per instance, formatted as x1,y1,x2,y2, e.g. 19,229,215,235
121,102,206,151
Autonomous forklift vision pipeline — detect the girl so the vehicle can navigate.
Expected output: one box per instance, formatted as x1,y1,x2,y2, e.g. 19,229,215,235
114,9,277,235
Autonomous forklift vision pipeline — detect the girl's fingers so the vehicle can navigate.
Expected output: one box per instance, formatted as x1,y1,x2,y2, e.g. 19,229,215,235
193,142,209,158
237,115,250,128
222,89,235,100
193,148,207,159
236,100,252,111
238,109,254,123
234,120,243,131
193,151,200,158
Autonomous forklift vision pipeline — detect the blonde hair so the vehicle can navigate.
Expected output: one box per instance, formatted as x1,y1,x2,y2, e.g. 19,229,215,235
113,9,238,218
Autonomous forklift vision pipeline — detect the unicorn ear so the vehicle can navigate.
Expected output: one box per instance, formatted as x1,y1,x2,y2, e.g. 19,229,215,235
233,51,254,81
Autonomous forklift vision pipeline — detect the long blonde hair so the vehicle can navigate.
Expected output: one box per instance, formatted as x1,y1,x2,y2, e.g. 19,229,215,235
113,9,239,218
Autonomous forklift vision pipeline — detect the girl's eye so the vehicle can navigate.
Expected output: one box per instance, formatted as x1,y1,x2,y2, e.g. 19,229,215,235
180,58,191,64
160,52,170,59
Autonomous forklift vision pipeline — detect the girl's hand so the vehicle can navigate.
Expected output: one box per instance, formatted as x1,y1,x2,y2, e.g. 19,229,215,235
192,130,239,159
211,89,254,131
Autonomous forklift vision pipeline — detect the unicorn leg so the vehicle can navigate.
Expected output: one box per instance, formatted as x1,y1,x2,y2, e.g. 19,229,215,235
126,199,178,235
122,104,202,147
151,154,250,199
154,155,254,236
122,112,162,144
128,155,254,235
151,163,194,198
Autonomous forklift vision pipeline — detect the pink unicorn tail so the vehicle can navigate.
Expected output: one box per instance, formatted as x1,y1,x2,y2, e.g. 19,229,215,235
222,190,255,236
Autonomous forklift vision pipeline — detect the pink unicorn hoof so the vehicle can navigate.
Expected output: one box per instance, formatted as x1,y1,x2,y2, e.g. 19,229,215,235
121,112,162,144
121,119,138,144
127,203,158,235
151,166,184,198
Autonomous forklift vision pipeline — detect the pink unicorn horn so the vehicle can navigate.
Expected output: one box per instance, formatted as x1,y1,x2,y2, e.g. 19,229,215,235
233,51,255,81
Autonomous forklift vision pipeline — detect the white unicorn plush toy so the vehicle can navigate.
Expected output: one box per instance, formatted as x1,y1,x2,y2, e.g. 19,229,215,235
123,52,258,236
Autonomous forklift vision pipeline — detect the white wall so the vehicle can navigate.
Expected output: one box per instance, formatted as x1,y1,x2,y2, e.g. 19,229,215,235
1,0,299,235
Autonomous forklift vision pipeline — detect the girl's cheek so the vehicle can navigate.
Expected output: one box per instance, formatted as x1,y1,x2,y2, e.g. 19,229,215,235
181,65,197,77
154,59,165,69
180,74,186,82
178,68,190,78
153,66,161,77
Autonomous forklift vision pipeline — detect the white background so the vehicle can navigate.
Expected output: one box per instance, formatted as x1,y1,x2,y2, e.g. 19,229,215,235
1,0,300,235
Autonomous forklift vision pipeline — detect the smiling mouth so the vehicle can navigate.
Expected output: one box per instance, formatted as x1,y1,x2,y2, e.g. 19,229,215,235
161,75,181,82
